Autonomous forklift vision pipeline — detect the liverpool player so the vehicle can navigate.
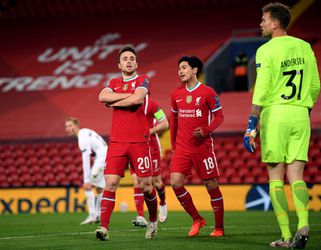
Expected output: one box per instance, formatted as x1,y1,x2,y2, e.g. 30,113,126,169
170,56,224,237
131,98,169,227
95,45,158,241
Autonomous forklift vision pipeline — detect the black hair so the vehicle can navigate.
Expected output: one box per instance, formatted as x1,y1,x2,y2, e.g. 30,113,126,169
178,56,203,77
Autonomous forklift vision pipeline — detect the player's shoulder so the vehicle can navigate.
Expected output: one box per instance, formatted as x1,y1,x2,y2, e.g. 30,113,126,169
78,128,91,137
257,40,270,53
199,82,213,90
106,77,122,89
288,35,308,44
110,77,122,84
137,74,150,82
199,83,217,95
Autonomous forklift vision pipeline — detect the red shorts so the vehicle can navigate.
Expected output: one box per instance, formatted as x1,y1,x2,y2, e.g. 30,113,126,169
170,150,220,179
105,142,152,178
129,146,162,177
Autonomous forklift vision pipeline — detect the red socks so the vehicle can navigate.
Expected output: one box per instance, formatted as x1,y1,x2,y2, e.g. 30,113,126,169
207,187,224,229
143,188,158,222
134,187,145,217
173,186,200,221
156,184,166,206
100,190,116,229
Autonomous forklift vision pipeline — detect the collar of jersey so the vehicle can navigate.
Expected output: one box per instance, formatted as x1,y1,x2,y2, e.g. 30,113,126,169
123,74,139,82
185,81,201,92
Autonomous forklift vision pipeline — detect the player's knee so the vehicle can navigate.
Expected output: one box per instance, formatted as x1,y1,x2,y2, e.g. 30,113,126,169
138,178,153,193
140,183,152,193
170,175,184,188
152,179,162,189
104,182,119,192
204,178,218,190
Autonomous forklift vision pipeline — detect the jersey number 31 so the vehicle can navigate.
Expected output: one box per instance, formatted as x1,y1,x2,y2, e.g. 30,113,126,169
281,69,303,100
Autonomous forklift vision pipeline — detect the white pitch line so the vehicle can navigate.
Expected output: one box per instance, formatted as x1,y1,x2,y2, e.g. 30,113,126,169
0,224,320,240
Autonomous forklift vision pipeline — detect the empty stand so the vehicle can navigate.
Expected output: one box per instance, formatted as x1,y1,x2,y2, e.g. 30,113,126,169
0,133,320,188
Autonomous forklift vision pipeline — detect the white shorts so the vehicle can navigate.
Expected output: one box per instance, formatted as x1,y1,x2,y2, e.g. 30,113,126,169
90,157,105,188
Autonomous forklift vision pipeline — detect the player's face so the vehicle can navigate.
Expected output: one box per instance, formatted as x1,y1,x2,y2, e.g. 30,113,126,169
118,51,138,76
260,12,276,38
178,61,196,83
65,121,77,136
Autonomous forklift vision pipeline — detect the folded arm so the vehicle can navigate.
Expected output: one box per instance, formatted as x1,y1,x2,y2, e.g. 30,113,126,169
99,88,131,105
110,87,148,107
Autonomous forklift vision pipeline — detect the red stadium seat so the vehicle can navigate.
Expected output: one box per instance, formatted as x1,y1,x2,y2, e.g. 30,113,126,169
229,175,242,183
312,175,321,183
238,168,250,178
22,174,34,187
243,176,256,184
0,175,10,187
228,150,239,160
51,156,62,165
1,132,321,187
234,159,245,168
218,176,228,184
27,157,38,166
215,150,226,161
256,175,268,184
20,165,30,174
48,148,59,157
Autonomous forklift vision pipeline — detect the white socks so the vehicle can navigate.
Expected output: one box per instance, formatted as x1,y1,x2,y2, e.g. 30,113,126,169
85,190,96,218
96,192,103,218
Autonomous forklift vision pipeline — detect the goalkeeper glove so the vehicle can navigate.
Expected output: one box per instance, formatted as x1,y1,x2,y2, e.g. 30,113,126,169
243,115,258,153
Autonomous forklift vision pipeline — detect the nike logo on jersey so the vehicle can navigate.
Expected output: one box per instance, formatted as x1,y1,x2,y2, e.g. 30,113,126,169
141,169,149,173
114,86,121,90
207,170,214,175
176,99,183,103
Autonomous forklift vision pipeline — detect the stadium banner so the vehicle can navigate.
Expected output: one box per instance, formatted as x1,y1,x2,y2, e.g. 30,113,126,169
0,184,320,214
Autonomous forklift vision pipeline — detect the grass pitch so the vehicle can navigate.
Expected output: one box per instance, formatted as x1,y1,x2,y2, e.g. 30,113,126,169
0,211,320,249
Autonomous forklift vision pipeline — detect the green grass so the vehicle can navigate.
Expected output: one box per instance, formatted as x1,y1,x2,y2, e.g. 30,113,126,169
0,211,320,249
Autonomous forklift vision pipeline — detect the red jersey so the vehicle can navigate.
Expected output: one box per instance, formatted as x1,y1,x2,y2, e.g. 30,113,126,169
146,98,162,154
171,82,222,153
106,74,150,143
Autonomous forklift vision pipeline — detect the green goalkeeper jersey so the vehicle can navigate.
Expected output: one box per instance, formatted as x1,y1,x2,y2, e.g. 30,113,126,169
253,35,320,108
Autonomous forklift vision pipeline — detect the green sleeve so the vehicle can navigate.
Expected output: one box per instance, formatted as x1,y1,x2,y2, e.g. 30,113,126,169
309,47,321,104
154,108,166,121
252,47,271,106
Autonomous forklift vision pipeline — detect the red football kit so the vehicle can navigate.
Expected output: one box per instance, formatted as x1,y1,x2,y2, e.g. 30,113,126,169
147,98,163,177
104,74,152,177
129,98,163,177
170,82,223,179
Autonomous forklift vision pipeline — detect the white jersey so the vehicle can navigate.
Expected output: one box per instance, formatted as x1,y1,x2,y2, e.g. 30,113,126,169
78,128,107,184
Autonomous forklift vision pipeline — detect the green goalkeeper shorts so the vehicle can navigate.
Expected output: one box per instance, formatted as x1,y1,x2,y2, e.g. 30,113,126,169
260,105,310,164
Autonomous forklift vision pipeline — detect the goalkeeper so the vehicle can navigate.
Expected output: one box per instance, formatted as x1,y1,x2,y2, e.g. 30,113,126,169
243,2,320,249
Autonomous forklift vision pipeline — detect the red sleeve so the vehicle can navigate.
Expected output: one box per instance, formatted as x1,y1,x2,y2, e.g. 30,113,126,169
170,91,178,149
170,113,178,150
106,78,116,91
149,98,160,115
207,88,222,112
201,90,224,136
201,109,224,136
139,74,150,94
